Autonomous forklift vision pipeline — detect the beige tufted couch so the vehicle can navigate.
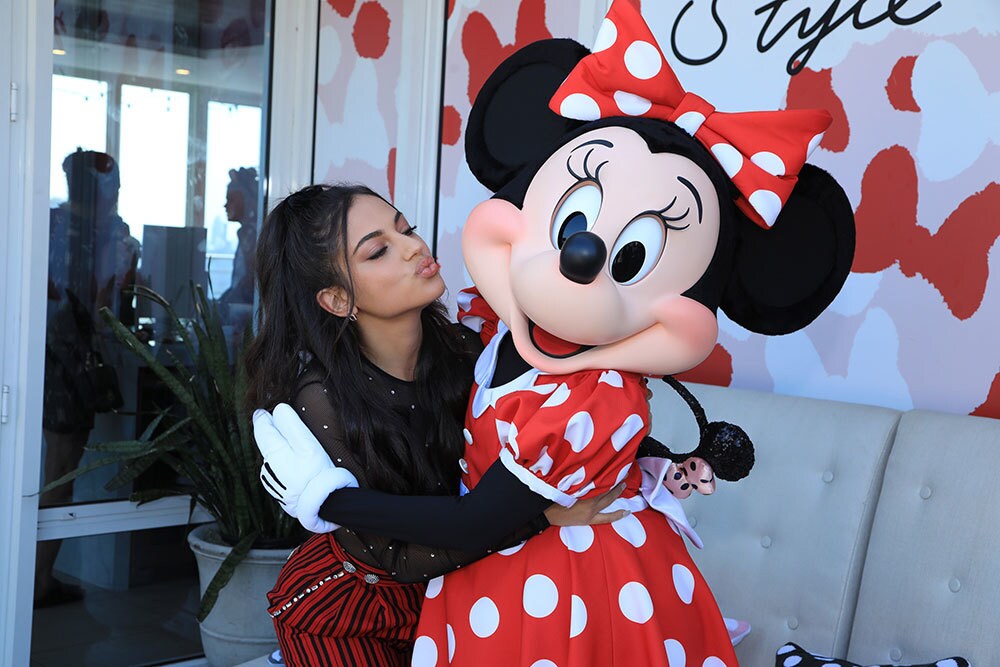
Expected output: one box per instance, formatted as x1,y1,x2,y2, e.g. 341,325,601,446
649,382,1000,667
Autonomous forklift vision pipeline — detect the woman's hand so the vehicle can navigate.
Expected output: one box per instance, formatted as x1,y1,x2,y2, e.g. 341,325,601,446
544,482,629,526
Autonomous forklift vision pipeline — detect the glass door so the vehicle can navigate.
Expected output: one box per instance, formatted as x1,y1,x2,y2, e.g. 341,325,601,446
31,1,273,664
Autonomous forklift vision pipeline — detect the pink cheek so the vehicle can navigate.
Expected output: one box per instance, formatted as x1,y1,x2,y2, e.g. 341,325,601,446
652,296,719,352
463,199,525,248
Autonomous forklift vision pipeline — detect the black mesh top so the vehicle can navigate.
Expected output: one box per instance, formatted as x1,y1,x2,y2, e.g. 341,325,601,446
290,329,551,584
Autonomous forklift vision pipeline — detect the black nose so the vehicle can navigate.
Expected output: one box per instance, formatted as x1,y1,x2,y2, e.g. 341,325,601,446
559,231,607,285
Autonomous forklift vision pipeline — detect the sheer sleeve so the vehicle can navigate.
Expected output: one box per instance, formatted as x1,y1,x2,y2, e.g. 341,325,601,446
290,376,548,583
319,460,550,551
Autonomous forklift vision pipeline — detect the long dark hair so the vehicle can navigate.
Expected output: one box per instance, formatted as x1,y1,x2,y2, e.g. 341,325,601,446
244,184,474,494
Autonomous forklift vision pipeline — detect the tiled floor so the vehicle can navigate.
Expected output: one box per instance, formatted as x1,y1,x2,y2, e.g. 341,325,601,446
30,576,203,667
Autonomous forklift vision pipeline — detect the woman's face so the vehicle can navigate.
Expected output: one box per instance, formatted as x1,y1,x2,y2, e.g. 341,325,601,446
343,194,444,319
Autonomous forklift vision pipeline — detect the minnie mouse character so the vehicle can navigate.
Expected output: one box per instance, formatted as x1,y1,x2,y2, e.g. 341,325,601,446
411,1,854,664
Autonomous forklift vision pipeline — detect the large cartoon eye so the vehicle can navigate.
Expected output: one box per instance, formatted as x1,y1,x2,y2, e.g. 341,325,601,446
610,216,666,285
550,183,602,249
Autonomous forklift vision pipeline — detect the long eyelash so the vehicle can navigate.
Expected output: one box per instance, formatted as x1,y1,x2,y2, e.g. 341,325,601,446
639,202,691,231
582,149,610,185
404,225,417,235
370,247,387,259
566,152,583,181
659,197,691,224
593,158,609,183
657,197,690,223
567,149,610,186
658,212,690,231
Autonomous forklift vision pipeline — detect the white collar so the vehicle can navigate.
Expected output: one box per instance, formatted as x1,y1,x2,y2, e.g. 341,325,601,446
471,321,560,418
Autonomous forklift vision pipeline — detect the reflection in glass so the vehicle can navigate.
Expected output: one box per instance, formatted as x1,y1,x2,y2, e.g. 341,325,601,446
39,149,139,613
42,0,270,504
50,75,108,206
119,85,191,247
32,527,202,667
206,101,262,296
38,3,271,662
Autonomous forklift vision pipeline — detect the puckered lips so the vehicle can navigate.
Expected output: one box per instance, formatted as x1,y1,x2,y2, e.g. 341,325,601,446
527,319,594,359
415,256,440,278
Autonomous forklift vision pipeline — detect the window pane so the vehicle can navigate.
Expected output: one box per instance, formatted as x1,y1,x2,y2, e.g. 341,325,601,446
118,85,191,247
205,101,262,295
43,0,270,505
50,75,108,206
32,527,202,666
39,3,272,662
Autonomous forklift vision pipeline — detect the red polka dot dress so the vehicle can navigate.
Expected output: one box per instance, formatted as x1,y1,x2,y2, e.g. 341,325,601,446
412,291,737,666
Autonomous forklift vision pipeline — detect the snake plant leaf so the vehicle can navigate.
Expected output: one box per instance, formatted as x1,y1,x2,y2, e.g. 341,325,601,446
105,450,175,490
76,282,301,619
41,450,150,494
129,487,189,504
196,531,259,622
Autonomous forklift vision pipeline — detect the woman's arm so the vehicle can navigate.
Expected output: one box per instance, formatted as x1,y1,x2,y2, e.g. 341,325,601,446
319,460,550,552
292,378,629,551
278,381,624,581
292,378,551,550
285,380,551,581
322,461,629,551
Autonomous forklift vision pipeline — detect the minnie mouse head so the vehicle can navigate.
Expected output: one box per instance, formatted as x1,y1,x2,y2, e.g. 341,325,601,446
462,0,855,378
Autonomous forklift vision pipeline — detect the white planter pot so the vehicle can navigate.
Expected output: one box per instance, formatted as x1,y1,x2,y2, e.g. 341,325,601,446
188,523,293,667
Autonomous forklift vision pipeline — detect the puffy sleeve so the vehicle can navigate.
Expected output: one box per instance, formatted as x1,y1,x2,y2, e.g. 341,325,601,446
495,370,649,507
456,286,499,347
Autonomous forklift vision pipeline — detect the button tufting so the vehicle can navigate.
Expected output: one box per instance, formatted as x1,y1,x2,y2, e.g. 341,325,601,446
949,577,961,593
761,535,772,549
890,648,903,662
920,486,932,499
787,617,799,630
689,516,697,528
822,471,834,483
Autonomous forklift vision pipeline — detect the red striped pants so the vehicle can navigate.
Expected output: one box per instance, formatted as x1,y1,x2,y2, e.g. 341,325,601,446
267,533,426,666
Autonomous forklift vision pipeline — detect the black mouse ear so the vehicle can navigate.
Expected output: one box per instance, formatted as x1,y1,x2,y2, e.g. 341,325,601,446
696,422,755,482
465,38,590,192
720,163,856,335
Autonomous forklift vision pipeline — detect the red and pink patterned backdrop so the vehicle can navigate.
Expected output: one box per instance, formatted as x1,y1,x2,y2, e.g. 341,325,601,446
318,0,1000,419
314,0,402,201
633,0,1000,418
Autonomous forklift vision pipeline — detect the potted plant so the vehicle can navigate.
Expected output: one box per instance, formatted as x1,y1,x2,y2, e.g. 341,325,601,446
45,284,301,666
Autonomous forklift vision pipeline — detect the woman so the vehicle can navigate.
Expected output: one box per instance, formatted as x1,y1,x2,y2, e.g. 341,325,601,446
38,150,137,607
244,184,627,666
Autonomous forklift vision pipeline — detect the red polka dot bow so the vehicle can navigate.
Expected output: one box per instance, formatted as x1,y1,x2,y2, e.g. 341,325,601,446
549,0,832,229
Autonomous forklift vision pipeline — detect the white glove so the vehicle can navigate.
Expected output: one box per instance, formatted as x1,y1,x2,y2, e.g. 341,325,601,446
253,403,359,533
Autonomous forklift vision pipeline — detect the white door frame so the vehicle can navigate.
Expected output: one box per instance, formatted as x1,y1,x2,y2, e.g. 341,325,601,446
0,0,53,664
266,0,319,209
394,0,446,247
0,1,319,664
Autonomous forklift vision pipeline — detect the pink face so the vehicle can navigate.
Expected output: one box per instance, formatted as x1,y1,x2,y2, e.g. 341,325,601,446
463,126,721,376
